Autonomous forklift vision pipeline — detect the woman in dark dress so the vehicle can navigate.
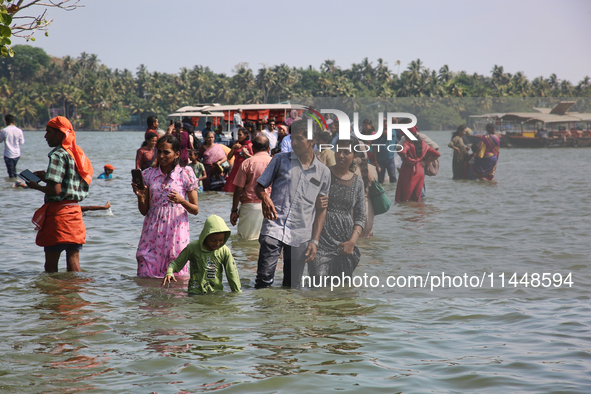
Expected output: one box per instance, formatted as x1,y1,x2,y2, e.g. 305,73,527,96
309,138,367,281
448,125,470,179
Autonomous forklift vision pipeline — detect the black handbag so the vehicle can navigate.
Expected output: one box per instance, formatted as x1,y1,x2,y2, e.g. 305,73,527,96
208,174,226,190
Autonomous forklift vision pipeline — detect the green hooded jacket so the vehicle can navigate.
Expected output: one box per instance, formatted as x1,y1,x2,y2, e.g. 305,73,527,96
166,214,241,294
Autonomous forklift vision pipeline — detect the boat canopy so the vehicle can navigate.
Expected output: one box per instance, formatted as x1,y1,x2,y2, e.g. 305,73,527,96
199,103,306,127
549,101,575,115
470,112,591,124
470,102,591,125
168,103,225,121
168,103,307,131
502,113,583,124
168,111,225,118
199,103,302,113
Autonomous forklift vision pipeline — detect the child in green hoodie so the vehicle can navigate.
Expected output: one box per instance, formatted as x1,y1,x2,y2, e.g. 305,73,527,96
161,214,241,294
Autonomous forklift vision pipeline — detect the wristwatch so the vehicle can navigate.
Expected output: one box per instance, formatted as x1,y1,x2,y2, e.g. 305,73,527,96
231,209,238,213
310,239,319,246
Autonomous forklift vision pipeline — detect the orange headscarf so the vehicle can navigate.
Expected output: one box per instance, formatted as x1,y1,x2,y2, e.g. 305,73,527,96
47,116,93,185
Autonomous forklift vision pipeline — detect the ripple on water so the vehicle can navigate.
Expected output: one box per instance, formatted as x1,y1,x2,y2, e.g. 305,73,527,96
0,131,590,392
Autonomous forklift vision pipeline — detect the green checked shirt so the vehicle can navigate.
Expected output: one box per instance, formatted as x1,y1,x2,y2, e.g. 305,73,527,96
44,146,90,203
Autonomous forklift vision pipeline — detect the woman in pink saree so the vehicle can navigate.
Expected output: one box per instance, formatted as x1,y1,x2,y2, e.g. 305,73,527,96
198,130,227,191
473,124,500,181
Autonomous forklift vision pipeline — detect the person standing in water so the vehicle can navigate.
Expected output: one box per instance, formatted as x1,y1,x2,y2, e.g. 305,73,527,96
472,123,501,181
162,214,241,295
0,114,25,179
132,134,199,278
448,125,471,180
396,126,440,202
230,134,271,240
98,164,115,179
254,120,330,288
26,117,93,272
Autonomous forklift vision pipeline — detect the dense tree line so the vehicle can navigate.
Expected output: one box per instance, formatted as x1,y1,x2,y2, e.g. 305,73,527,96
1,45,590,129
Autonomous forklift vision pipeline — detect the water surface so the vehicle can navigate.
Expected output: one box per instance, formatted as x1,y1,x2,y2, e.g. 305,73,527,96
0,131,589,393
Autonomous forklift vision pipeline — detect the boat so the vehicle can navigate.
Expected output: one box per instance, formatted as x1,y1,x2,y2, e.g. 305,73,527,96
197,103,299,132
169,103,300,133
469,101,591,148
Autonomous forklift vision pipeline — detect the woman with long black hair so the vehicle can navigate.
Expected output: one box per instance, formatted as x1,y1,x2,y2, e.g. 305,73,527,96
132,134,199,277
309,137,367,280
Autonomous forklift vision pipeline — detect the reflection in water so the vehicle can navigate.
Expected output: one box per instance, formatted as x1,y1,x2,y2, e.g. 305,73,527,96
32,273,111,391
394,202,441,227
246,292,370,378
135,277,190,308
135,281,246,365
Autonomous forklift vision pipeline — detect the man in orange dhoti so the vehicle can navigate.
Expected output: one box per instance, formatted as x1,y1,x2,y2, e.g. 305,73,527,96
27,117,93,272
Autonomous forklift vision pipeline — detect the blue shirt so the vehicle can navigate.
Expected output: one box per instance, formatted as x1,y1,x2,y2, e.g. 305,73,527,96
280,135,292,153
98,172,112,179
257,152,331,247
374,131,398,162
330,133,339,149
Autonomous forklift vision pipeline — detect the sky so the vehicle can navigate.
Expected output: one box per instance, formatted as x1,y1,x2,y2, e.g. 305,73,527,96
15,0,591,83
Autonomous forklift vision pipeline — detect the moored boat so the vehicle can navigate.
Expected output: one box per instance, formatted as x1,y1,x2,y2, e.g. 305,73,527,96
470,101,591,148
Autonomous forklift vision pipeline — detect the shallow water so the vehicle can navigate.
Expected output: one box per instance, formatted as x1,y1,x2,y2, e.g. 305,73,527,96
0,131,590,393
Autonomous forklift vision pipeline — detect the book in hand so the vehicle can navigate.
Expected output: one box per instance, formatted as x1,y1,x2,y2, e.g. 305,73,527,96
18,169,42,184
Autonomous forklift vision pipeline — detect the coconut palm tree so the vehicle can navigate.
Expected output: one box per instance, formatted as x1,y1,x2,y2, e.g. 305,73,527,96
576,76,590,94
547,73,558,90
511,72,529,96
438,64,451,83
232,63,255,92
359,57,375,90
321,59,339,75
407,59,423,85
375,58,392,85
16,93,38,127
531,76,550,97
560,80,573,96
255,67,276,104
215,79,234,103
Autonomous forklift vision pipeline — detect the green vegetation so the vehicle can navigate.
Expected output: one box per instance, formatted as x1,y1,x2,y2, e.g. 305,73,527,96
0,1,82,57
1,45,590,129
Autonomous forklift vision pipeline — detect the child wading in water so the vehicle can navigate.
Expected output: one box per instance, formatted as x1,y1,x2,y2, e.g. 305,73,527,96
161,214,241,294
188,149,206,193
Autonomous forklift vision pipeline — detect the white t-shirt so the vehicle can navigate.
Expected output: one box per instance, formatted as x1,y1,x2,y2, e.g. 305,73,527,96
263,129,278,149
0,125,25,158
232,113,243,140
